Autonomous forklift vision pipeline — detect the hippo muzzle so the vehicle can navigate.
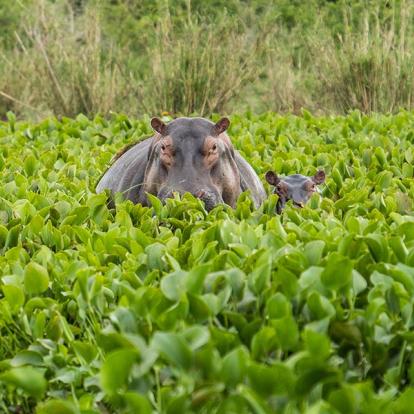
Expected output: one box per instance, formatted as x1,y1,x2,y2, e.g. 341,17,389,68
157,186,223,211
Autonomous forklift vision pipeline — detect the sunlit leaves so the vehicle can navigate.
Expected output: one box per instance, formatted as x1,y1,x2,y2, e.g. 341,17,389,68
320,253,353,290
0,367,47,399
0,112,414,412
24,262,49,294
100,349,138,396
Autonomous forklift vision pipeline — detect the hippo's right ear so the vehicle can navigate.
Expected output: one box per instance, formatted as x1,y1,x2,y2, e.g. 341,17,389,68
214,117,230,135
265,171,280,186
312,170,326,184
151,117,167,135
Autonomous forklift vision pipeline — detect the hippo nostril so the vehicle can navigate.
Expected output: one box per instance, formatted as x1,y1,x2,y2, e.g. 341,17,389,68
195,190,206,199
192,189,219,211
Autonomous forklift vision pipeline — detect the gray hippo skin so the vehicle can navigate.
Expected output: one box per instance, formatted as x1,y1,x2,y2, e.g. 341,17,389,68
265,170,326,214
96,117,266,210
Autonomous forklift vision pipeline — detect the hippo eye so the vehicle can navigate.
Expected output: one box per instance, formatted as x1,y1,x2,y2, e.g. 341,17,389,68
210,144,217,152
161,144,166,151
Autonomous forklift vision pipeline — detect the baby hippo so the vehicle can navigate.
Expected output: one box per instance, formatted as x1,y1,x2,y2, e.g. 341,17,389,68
265,170,326,213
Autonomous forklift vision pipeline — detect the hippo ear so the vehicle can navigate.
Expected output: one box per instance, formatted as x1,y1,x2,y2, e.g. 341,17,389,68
312,170,326,184
214,117,230,135
265,171,280,186
151,117,167,135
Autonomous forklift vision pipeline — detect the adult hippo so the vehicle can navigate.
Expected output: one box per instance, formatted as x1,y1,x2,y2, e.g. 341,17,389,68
96,117,266,210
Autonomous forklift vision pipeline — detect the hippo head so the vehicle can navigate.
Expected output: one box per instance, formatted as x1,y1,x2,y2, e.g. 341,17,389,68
143,117,242,210
265,170,326,213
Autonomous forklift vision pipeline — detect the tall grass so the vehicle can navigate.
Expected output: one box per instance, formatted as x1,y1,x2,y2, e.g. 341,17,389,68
310,1,414,113
133,9,268,115
1,0,414,119
0,1,127,118
0,1,269,118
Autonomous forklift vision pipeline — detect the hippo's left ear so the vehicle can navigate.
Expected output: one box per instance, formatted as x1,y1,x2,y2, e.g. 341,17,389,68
214,117,230,135
312,170,326,184
151,117,167,135
265,171,280,186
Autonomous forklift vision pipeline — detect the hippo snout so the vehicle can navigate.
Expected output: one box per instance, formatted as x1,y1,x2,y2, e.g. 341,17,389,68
157,187,174,201
156,187,221,211
195,189,222,211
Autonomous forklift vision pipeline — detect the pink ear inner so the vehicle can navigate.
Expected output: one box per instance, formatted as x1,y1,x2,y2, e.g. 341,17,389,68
214,117,230,135
312,170,326,184
265,171,280,186
151,118,166,135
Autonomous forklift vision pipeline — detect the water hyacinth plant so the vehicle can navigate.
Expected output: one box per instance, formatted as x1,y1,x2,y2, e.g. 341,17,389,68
0,111,414,412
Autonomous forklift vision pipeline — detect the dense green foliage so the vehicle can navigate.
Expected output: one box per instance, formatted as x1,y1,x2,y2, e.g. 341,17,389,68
1,111,414,412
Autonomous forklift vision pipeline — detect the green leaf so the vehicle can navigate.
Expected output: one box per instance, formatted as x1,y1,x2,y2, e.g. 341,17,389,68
304,240,325,266
328,386,357,414
24,155,39,176
160,270,188,301
389,236,408,262
251,327,277,360
304,330,331,360
5,224,21,249
295,365,340,396
398,222,414,242
329,321,362,346
331,168,343,189
11,351,43,367
186,264,210,294
2,284,25,313
307,291,336,320
361,234,389,262
146,242,165,270
221,346,249,387
188,293,212,321
265,293,291,319
273,316,299,351
0,224,8,248
352,270,367,296
24,262,49,294
72,341,98,364
100,349,137,396
247,362,294,396
181,326,210,351
392,387,414,414
147,193,163,216
152,332,192,370
0,367,47,398
237,385,270,414
248,261,271,295
321,253,353,290
376,171,393,189
299,266,324,291
36,400,80,414
124,393,152,414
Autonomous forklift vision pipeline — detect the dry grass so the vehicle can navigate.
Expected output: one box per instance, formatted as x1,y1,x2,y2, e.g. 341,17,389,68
0,1,128,118
310,1,414,113
1,1,414,119
132,10,268,116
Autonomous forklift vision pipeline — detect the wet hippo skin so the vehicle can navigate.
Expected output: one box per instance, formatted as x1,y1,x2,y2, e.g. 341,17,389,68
97,117,267,210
